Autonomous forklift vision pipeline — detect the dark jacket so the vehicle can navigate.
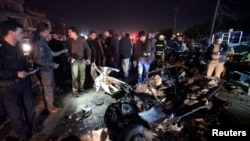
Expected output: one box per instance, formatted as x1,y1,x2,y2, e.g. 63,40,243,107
30,35,56,71
173,41,184,52
48,38,66,52
104,37,111,57
110,36,120,59
86,39,100,62
67,37,91,60
119,36,132,59
133,38,155,63
48,38,67,63
205,42,229,62
0,39,28,80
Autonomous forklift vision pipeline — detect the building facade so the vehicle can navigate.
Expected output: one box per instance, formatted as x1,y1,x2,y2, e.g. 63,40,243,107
0,0,51,38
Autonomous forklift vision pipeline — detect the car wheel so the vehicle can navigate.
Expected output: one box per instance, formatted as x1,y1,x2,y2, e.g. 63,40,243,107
118,124,153,141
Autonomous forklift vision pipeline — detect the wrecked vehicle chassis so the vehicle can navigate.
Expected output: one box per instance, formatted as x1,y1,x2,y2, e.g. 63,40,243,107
104,66,229,141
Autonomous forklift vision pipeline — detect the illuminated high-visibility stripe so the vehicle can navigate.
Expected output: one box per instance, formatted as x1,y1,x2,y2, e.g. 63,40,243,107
156,51,163,55
156,44,164,47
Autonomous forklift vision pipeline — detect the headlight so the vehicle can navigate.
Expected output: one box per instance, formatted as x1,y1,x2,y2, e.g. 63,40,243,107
22,43,31,52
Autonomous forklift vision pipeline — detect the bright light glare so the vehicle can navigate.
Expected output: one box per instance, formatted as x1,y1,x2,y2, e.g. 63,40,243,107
80,33,88,39
22,43,31,52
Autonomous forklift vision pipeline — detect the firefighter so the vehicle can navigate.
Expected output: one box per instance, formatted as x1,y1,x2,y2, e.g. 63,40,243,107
172,35,187,62
154,35,166,67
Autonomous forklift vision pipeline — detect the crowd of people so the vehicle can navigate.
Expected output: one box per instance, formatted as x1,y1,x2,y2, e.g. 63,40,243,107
0,20,230,140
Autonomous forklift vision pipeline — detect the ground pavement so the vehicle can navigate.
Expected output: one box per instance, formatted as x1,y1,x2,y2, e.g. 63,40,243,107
0,87,116,141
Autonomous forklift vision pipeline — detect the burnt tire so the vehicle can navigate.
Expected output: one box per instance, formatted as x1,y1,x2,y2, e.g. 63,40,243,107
117,124,153,141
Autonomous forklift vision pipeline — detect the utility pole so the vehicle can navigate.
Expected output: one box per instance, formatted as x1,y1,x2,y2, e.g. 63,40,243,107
209,0,220,43
62,23,66,35
173,7,178,34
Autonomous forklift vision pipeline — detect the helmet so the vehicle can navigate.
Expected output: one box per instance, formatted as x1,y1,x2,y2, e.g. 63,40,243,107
159,35,165,40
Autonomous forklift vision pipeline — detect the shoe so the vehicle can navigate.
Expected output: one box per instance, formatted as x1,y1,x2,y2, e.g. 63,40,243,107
79,89,88,93
49,107,61,114
73,92,80,97
78,107,92,121
208,80,218,85
68,107,92,122
81,107,92,118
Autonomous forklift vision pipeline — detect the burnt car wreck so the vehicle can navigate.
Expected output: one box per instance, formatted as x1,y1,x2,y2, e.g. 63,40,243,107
100,62,250,141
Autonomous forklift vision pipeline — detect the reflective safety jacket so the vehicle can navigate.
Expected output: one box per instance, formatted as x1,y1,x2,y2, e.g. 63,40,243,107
155,40,165,56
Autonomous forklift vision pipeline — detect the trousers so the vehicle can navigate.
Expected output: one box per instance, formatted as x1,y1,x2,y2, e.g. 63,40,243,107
39,69,56,112
121,58,130,78
0,78,35,138
138,59,150,83
206,60,225,78
71,59,86,93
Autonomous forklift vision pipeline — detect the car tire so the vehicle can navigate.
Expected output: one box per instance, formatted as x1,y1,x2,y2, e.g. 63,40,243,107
117,124,153,141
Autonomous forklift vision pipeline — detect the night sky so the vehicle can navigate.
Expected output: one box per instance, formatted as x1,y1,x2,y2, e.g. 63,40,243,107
24,0,218,34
